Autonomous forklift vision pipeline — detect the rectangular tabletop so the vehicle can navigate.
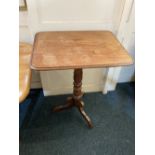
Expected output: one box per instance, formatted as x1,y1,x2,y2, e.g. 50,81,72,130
31,31,133,70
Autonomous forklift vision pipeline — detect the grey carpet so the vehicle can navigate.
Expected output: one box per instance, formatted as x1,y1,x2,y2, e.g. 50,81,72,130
20,83,135,155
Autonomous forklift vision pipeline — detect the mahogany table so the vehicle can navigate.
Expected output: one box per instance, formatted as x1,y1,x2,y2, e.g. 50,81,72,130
31,31,133,128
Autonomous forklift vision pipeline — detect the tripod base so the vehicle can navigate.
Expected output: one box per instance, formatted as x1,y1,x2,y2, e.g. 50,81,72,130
53,69,93,128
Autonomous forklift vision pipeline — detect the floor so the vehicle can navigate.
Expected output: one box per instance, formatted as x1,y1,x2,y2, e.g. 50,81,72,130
19,82,135,155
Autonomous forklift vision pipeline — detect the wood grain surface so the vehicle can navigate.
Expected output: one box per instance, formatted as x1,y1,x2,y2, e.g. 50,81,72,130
19,42,32,103
31,31,133,70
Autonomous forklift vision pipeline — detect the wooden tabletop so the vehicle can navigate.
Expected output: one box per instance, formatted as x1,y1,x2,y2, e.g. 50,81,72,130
31,31,133,70
19,42,32,103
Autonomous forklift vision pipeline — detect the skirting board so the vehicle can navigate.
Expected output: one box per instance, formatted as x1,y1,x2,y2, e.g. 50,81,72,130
43,83,103,96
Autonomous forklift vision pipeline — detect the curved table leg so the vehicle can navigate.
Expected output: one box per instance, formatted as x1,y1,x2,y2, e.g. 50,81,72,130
53,97,74,112
77,101,93,128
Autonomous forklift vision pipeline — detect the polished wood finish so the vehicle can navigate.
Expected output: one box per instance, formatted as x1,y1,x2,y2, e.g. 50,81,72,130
53,69,93,128
19,42,32,103
31,31,133,70
31,31,133,128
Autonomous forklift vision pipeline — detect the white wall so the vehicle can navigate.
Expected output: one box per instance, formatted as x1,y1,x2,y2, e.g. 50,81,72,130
19,12,31,42
118,1,135,83
103,0,135,94
27,0,124,33
40,68,106,96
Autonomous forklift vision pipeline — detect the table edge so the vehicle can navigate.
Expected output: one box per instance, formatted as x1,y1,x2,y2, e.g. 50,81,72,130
30,60,133,71
30,30,134,71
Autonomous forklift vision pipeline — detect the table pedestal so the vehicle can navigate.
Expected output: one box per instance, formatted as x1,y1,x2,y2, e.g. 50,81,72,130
53,68,93,128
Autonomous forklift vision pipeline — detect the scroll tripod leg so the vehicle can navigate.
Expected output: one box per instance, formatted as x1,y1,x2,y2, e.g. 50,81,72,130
73,69,93,128
53,97,74,112
77,101,93,128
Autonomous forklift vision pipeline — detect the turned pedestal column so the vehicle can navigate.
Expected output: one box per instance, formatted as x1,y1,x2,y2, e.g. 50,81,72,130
53,69,93,128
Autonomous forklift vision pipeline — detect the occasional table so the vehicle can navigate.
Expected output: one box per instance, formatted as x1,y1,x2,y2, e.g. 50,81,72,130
31,31,133,128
